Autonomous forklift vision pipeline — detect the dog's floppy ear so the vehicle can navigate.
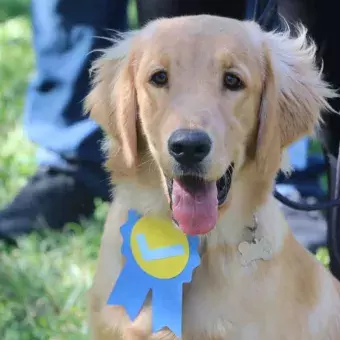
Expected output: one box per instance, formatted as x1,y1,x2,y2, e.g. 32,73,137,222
85,33,138,178
256,25,336,175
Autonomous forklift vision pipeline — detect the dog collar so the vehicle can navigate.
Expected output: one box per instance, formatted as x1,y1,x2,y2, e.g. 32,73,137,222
107,210,200,337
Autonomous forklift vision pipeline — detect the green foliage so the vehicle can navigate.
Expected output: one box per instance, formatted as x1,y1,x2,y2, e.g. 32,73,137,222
0,15,36,206
0,0,29,23
316,247,330,268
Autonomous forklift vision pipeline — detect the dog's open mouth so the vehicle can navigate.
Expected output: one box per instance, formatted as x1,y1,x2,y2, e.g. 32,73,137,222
167,163,234,235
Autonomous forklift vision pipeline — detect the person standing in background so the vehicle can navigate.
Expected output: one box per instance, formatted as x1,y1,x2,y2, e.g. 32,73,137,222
0,0,129,242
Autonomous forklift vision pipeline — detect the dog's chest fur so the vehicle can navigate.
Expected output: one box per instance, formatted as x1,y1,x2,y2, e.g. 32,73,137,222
90,190,340,340
92,238,335,340
179,249,307,340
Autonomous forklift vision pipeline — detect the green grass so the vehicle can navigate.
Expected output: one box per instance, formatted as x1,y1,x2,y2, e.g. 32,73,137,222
0,9,109,336
0,1,331,339
0,1,137,339
0,216,104,340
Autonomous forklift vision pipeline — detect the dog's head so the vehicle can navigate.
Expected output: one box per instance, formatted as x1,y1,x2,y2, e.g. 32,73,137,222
86,16,335,235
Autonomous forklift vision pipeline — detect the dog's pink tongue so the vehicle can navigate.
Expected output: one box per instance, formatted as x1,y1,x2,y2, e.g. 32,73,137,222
172,179,218,235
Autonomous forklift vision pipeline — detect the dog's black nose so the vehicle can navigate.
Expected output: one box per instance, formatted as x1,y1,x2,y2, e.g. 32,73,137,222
168,129,212,165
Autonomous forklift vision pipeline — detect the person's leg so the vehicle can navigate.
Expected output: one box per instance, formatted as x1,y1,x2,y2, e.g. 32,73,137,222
277,0,340,263
137,0,279,31
27,0,128,198
307,0,340,279
0,0,128,242
137,0,246,26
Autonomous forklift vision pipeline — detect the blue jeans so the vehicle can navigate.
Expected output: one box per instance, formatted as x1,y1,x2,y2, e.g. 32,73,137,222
24,0,128,200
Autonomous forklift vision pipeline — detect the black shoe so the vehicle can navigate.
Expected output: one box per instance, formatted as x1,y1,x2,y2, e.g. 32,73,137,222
0,167,97,243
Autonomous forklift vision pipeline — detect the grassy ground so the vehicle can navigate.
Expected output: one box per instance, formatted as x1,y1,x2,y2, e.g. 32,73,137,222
0,1,331,339
0,1,137,339
0,9,105,340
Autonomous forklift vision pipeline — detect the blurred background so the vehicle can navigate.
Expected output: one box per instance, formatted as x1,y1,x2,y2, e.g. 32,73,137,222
0,0,330,339
0,1,136,339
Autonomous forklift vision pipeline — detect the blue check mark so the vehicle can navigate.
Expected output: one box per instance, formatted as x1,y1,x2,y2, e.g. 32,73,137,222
136,234,185,261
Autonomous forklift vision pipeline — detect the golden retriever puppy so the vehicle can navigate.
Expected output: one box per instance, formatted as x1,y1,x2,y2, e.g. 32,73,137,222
86,15,340,340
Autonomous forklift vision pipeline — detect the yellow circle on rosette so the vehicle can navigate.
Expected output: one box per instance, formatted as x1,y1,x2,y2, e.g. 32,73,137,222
130,216,189,279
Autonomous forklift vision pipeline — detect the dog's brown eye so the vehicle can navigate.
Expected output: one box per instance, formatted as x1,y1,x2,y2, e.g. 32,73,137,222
223,72,244,91
149,70,168,87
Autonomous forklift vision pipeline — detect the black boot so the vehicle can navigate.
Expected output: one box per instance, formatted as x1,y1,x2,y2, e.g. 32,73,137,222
0,167,102,244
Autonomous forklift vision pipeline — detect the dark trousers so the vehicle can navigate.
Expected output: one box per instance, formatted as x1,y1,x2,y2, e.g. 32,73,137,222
279,0,340,280
25,0,128,200
303,0,340,280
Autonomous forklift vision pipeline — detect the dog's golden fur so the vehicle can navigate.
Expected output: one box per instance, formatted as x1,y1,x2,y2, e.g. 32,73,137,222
86,16,340,339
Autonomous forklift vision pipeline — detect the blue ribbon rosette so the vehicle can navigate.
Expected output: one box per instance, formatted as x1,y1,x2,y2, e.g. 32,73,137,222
107,210,200,338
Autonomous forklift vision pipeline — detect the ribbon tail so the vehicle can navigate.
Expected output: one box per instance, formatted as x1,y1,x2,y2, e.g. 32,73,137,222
107,265,150,321
152,283,183,338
